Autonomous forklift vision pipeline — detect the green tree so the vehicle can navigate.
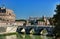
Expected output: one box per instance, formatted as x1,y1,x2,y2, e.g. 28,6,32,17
53,5,60,25
53,4,60,36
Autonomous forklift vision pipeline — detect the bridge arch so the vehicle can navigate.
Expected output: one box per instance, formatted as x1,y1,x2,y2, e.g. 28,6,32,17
25,26,33,34
21,28,25,33
29,28,35,34
33,27,43,35
40,28,48,35
16,27,25,34
45,27,54,36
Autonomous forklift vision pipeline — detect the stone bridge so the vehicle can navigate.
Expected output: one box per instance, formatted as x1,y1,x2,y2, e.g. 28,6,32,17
16,25,55,36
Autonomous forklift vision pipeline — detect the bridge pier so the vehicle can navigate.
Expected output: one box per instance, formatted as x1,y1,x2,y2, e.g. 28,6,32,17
46,27,54,36
34,27,43,35
16,26,25,34
25,26,33,34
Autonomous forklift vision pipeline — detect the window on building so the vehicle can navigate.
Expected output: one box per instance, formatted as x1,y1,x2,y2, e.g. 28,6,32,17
9,13,11,15
0,7,6,13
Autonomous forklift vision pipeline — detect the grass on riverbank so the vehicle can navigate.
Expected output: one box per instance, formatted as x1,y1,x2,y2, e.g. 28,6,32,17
0,32,18,36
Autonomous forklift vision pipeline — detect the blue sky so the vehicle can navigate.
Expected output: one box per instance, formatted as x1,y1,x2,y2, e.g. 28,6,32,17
0,0,60,19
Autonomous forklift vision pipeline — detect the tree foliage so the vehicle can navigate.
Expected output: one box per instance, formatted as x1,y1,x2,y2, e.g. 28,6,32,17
53,4,60,36
53,5,60,25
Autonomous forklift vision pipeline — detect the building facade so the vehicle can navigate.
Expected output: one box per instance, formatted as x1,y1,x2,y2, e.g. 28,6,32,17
0,6,15,26
15,17,50,26
0,6,50,26
27,16,50,26
0,7,15,22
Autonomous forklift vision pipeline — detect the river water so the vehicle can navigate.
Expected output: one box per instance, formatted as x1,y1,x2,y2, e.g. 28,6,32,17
0,34,53,39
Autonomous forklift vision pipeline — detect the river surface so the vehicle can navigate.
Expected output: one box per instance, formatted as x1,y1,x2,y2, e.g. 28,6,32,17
0,34,53,39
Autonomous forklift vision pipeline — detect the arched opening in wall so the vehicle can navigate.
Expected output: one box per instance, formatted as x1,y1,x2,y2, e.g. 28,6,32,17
40,28,48,35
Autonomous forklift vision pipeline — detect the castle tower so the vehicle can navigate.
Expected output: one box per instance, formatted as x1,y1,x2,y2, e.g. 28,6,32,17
0,6,15,23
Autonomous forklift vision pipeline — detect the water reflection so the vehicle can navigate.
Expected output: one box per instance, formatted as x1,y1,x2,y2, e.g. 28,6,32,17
17,34,25,39
0,34,53,39
6,35,17,39
0,35,17,39
17,34,53,39
0,36,6,39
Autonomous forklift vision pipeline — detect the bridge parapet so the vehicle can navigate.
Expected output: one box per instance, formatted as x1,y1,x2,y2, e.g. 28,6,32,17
19,25,55,28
